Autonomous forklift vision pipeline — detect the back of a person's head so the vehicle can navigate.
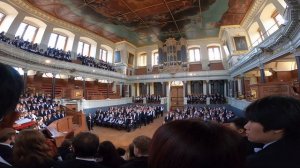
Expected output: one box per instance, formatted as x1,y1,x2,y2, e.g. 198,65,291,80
149,120,245,168
72,132,99,158
132,135,151,156
0,63,24,122
0,127,16,143
13,129,51,168
245,95,300,138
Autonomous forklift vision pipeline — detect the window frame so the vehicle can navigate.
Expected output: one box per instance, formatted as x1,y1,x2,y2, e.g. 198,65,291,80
99,48,108,62
152,52,159,66
207,46,222,61
77,41,91,56
48,32,68,50
138,53,147,67
15,22,38,42
0,12,6,25
188,47,201,62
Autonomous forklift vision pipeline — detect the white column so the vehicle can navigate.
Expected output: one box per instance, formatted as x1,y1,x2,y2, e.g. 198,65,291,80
136,83,140,96
166,81,171,111
39,24,54,50
150,82,154,95
71,35,80,59
187,81,191,95
237,78,242,96
208,81,212,94
203,81,207,95
6,14,25,39
95,42,102,60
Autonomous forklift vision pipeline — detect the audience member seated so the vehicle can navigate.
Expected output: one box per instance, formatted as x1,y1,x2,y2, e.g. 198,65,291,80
121,135,151,168
12,129,59,168
244,95,300,168
15,92,66,129
93,105,164,132
58,132,107,168
77,53,116,72
149,120,246,168
0,32,116,72
164,106,235,124
133,95,162,104
57,139,74,161
187,93,226,104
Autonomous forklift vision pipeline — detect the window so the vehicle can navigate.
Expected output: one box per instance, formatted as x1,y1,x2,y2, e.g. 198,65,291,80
77,41,90,56
0,12,6,25
272,11,284,27
48,33,67,50
152,52,159,66
188,48,201,62
99,48,108,62
208,46,221,61
15,22,38,42
138,53,147,66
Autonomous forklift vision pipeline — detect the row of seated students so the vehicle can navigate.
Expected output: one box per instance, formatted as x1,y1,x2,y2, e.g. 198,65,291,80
77,53,116,72
164,106,235,124
92,105,164,132
14,92,65,129
132,95,161,104
187,93,226,104
0,31,115,72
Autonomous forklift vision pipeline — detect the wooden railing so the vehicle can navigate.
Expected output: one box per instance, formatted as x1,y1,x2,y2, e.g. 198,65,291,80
47,106,87,147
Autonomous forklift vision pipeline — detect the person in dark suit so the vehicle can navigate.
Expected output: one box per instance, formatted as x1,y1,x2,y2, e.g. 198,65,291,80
0,128,16,166
86,113,94,131
121,135,151,168
244,95,300,168
58,132,106,168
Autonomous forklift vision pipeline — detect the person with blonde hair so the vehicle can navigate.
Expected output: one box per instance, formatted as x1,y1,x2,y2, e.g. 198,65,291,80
12,129,57,168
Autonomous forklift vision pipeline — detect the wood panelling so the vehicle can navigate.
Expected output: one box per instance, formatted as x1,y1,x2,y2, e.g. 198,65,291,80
189,63,202,71
135,67,147,75
209,62,224,70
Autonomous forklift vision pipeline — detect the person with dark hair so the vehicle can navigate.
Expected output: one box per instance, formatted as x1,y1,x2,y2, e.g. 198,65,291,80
57,139,74,161
98,141,125,168
226,117,263,156
0,63,24,127
149,120,246,168
13,129,57,168
59,132,106,168
0,63,23,168
244,95,300,168
0,128,16,166
121,135,151,168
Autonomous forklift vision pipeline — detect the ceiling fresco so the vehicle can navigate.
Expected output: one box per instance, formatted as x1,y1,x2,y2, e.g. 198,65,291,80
25,0,253,46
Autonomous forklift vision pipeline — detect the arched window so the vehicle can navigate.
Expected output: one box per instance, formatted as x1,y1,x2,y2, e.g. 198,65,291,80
152,52,159,66
15,22,38,42
48,32,67,50
99,48,108,62
188,47,201,62
208,46,221,61
77,41,91,56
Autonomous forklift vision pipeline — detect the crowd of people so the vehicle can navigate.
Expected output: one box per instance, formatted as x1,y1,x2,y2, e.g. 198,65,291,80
91,105,164,132
15,93,65,129
1,62,300,168
164,106,235,124
187,93,226,104
0,32,115,72
132,95,161,104
77,54,116,72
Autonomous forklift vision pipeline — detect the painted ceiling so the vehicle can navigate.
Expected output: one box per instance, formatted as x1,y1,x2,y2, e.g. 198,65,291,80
25,0,254,46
